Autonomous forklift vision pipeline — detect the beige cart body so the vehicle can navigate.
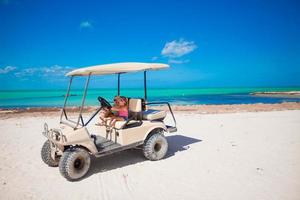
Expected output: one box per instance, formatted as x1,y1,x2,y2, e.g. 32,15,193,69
41,62,177,181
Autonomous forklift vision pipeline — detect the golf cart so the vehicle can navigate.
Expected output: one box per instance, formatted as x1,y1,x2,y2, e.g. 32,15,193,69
41,62,177,181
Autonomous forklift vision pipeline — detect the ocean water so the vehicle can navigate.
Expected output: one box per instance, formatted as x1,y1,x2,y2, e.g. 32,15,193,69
0,87,300,108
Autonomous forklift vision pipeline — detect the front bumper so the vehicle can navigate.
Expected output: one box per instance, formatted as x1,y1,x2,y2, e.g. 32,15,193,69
42,123,67,144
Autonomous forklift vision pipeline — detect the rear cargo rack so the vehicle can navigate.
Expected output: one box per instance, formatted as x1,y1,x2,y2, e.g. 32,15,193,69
166,125,177,133
145,101,177,132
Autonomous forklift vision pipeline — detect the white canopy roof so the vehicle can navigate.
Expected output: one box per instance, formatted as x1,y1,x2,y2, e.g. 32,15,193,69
66,62,169,76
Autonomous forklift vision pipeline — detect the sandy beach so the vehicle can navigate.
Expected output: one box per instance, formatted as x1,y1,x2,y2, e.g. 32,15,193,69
0,104,300,200
2,0,300,198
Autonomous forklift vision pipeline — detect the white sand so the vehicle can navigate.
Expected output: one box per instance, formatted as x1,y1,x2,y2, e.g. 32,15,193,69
0,111,300,200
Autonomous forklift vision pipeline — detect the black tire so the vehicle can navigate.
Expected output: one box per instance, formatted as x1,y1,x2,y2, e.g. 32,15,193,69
41,140,59,167
59,147,91,181
143,133,168,161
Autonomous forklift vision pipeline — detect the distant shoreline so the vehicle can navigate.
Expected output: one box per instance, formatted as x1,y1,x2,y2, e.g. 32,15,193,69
251,91,300,97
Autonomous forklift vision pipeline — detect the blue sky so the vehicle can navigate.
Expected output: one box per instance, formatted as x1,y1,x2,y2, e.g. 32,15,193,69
0,0,299,90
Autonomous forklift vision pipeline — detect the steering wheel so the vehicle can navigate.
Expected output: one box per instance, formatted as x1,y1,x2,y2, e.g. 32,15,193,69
97,96,112,109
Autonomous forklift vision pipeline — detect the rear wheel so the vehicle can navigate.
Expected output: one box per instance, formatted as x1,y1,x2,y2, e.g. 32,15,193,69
143,132,168,161
59,147,91,181
41,140,59,167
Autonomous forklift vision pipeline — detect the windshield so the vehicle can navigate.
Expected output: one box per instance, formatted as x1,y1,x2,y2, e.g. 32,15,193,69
60,74,119,128
60,71,148,129
60,75,91,128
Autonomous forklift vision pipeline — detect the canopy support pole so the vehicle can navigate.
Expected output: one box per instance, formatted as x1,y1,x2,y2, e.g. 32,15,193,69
60,76,73,122
117,73,120,96
75,73,91,129
144,71,147,101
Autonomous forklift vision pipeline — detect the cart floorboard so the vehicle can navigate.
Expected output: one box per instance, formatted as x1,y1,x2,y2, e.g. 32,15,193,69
94,135,121,152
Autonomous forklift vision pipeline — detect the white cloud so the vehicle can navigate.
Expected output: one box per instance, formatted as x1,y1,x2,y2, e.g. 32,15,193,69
42,65,72,74
0,66,16,74
168,59,190,64
161,38,197,58
80,21,92,29
14,65,73,78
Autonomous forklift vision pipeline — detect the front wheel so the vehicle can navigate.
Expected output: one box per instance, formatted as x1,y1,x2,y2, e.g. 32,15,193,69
59,147,91,181
143,133,168,161
41,140,59,167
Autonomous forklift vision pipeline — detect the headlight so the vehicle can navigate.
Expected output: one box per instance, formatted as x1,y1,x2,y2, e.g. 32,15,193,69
42,123,49,137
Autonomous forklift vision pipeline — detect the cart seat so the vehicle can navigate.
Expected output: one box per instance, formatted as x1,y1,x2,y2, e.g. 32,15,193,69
99,120,138,129
143,109,166,121
128,98,143,120
114,121,127,129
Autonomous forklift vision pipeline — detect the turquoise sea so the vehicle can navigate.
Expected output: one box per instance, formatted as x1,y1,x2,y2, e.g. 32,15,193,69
1,87,300,108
